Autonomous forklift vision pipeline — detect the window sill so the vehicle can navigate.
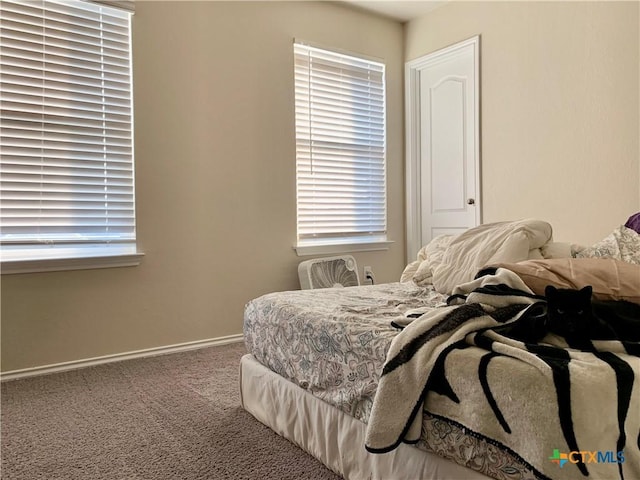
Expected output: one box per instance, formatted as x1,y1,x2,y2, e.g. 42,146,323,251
1,250,144,275
294,240,393,257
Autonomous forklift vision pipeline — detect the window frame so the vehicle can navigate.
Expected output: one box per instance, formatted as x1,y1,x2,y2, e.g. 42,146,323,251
0,0,142,274
293,40,393,256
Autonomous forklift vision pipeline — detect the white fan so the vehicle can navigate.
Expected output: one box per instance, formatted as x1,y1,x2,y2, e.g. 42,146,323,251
298,255,360,289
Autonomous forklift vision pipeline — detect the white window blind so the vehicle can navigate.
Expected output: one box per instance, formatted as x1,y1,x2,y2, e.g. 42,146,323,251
0,0,135,260
294,43,387,247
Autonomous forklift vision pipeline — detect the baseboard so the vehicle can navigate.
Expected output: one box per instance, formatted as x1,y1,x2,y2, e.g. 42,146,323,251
0,334,244,382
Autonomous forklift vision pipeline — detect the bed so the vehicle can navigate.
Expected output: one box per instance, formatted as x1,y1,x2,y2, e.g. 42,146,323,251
240,218,640,480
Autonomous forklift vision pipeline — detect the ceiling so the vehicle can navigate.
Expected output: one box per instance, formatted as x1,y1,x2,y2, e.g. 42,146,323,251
342,1,446,22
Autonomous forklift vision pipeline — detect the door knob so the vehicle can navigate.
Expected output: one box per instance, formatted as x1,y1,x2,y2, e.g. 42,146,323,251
467,198,475,205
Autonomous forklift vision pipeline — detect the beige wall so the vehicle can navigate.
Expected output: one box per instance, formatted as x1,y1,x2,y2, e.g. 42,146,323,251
1,1,405,372
406,1,640,245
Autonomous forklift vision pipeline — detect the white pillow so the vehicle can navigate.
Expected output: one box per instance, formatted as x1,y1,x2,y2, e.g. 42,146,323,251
540,242,573,259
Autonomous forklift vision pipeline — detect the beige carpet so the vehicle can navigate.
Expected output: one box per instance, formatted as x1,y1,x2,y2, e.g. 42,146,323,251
1,342,342,479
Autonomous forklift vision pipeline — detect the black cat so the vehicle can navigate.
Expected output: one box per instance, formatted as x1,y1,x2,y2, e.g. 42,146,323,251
545,285,600,342
501,285,640,347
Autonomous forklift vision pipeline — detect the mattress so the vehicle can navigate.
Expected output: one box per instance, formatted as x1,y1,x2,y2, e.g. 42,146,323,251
243,282,536,480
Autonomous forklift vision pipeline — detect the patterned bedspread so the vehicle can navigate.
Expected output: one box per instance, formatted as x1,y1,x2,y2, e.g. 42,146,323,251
243,282,537,480
244,282,446,421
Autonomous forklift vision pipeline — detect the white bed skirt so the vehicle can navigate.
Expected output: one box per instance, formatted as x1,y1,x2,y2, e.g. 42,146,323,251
240,354,492,480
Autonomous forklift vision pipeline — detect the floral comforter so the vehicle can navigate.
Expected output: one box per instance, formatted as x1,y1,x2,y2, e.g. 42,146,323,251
244,282,445,420
243,282,537,480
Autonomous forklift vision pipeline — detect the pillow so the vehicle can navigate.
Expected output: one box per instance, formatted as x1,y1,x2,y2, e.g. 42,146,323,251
575,225,640,265
540,242,572,259
489,258,640,304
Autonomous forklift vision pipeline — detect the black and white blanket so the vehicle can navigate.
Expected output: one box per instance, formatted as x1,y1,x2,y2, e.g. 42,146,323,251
365,269,640,480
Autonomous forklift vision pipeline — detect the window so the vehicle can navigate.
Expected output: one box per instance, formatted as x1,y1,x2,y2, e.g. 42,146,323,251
294,42,389,255
0,0,140,273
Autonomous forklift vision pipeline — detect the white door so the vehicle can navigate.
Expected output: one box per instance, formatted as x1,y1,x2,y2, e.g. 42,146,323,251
405,36,481,262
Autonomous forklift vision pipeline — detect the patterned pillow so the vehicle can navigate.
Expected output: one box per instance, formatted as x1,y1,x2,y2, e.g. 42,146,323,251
575,226,640,265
